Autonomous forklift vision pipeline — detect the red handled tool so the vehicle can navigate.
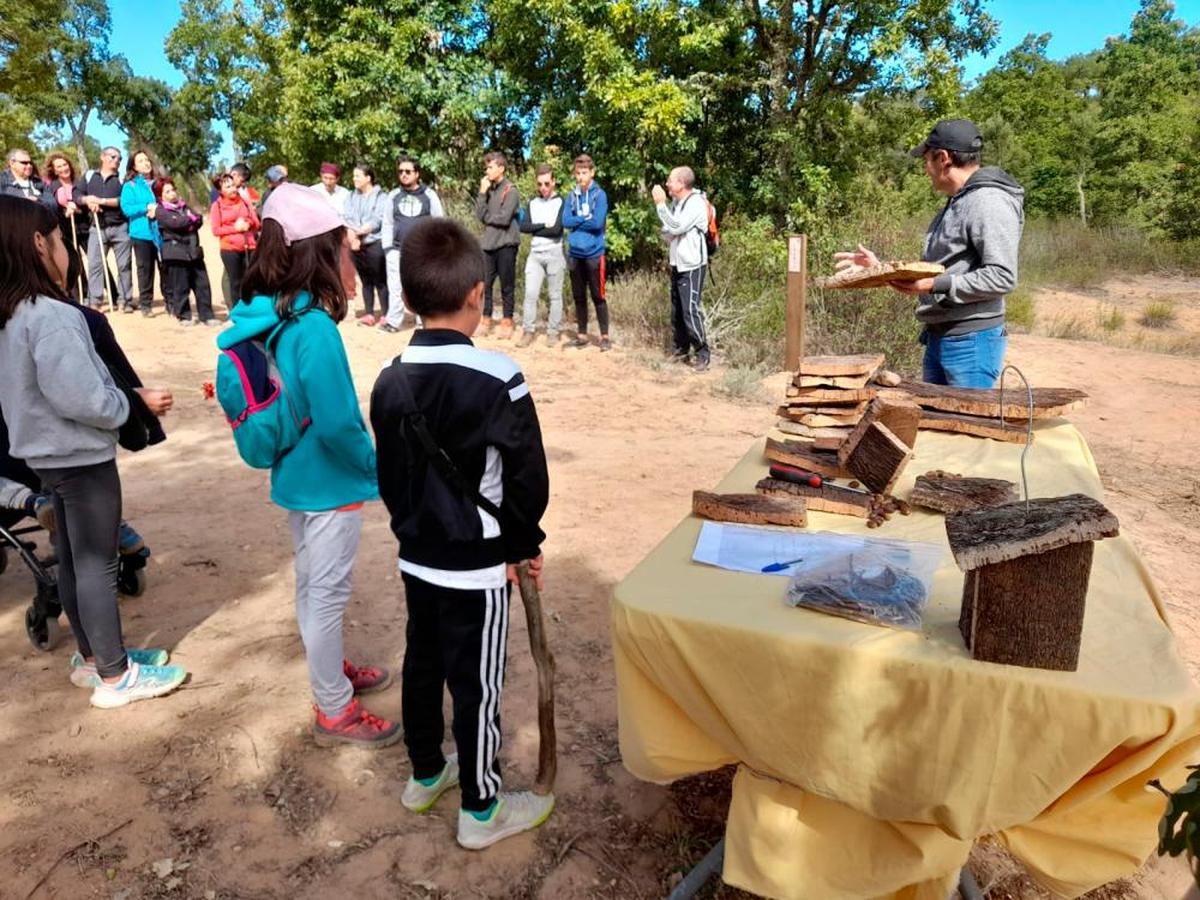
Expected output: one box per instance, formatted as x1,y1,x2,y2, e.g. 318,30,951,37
769,463,822,488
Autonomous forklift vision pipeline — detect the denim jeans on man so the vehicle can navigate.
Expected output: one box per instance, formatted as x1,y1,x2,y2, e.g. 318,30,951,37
921,324,1006,388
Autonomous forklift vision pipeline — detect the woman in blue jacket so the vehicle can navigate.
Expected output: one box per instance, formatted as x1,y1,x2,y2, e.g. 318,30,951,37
217,183,399,750
119,149,161,317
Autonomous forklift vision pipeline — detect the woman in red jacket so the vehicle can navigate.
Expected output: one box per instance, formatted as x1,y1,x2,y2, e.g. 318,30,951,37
209,172,259,311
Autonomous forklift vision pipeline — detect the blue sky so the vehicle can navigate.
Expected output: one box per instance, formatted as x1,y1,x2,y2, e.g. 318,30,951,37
93,0,1200,168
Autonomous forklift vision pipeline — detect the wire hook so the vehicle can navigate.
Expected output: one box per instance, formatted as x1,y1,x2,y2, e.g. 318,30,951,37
998,364,1034,512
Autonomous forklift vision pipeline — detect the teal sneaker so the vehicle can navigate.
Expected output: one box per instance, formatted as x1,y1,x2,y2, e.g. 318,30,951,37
401,754,460,813
89,661,187,708
69,649,170,687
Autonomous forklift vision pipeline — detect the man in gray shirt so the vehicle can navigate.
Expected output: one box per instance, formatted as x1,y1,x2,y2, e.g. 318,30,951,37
473,151,521,339
653,166,710,371
835,119,1025,388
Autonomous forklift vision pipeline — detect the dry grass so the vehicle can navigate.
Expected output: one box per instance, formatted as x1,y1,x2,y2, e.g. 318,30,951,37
1139,301,1178,329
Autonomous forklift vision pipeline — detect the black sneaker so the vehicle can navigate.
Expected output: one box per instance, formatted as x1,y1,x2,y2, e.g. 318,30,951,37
599,336,612,352
693,353,711,373
568,334,589,349
379,323,400,334
141,306,154,317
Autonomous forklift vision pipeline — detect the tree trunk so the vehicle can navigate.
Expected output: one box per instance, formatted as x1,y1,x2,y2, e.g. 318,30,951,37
1077,173,1087,225
72,106,93,173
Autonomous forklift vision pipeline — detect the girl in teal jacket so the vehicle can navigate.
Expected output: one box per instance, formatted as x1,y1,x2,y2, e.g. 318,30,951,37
219,182,400,750
119,149,161,315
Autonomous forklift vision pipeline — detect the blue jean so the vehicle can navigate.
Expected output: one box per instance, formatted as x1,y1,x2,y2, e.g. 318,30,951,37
921,325,1007,388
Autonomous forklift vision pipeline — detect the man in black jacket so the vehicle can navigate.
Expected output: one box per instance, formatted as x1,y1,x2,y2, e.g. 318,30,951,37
370,217,552,850
1,148,45,200
473,151,521,338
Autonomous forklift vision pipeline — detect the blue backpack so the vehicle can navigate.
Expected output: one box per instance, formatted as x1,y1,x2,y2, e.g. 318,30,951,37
216,314,310,469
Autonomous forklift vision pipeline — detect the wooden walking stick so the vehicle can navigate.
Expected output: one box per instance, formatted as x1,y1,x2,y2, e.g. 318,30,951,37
515,561,557,796
68,215,85,301
91,210,115,313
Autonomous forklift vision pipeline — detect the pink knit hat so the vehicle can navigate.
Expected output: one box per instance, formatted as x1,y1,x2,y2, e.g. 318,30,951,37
261,182,344,245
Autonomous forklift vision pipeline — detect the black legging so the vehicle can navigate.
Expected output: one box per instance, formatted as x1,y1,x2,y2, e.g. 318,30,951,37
352,241,388,317
132,238,158,312
220,249,253,310
34,460,126,679
569,254,609,336
483,245,518,319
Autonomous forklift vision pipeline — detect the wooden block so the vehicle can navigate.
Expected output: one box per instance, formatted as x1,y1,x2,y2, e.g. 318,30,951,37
796,373,873,389
881,381,1088,420
814,261,944,290
756,477,871,518
776,408,864,428
844,422,912,495
764,437,850,478
784,400,870,416
790,387,878,404
775,420,853,441
837,397,922,466
797,354,885,377
693,491,808,527
874,369,902,387
917,409,1028,443
910,472,1018,514
945,494,1119,572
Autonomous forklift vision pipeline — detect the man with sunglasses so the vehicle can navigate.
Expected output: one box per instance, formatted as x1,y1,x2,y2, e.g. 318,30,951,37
1,148,46,201
517,164,566,347
80,147,134,312
380,155,444,333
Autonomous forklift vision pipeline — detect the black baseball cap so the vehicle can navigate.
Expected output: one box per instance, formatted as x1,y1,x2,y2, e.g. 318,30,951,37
910,119,983,158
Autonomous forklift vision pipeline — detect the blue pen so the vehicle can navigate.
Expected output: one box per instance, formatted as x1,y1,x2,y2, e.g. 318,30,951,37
761,556,804,573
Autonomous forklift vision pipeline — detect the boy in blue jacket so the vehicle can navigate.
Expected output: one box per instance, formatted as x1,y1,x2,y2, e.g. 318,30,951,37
560,154,609,350
370,217,553,850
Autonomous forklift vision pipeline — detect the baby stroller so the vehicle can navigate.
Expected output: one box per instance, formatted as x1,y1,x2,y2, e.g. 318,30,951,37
0,422,149,652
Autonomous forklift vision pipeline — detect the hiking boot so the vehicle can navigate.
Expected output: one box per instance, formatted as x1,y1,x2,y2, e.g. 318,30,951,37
402,754,460,813
90,661,187,708
474,318,493,338
516,330,536,348
599,336,612,352
70,649,169,688
567,333,589,349
456,791,555,850
141,306,154,317
312,698,402,749
693,352,711,373
496,318,515,340
343,659,392,694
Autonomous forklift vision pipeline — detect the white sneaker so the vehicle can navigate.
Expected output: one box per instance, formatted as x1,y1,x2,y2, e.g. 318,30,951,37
70,649,170,688
401,754,460,813
90,661,187,708
456,791,555,850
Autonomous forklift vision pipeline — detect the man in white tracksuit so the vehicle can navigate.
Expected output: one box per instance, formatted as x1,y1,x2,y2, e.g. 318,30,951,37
652,166,710,371
380,155,445,332
517,164,565,347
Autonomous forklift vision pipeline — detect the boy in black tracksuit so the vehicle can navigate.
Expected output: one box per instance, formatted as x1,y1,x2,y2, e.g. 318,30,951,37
369,217,552,850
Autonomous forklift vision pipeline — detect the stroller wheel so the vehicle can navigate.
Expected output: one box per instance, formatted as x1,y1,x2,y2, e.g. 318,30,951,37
118,562,147,597
0,545,7,576
24,603,62,652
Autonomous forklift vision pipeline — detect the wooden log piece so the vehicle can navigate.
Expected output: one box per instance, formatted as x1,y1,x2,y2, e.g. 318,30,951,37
692,490,808,527
755,477,871,518
910,471,1018,514
838,397,922,466
844,422,913,495
945,494,1119,572
790,387,878,404
796,373,873,389
874,369,902,387
784,400,871,416
917,409,1028,443
776,409,864,428
764,437,851,478
814,261,944,290
516,562,557,796
797,353,885,377
775,420,853,441
881,381,1088,420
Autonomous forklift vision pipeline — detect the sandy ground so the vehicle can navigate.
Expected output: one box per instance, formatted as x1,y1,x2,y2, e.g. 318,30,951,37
1,255,1198,899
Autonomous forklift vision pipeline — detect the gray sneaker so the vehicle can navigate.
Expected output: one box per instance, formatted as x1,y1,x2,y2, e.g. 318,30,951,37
401,754,460,813
516,331,537,348
456,791,555,850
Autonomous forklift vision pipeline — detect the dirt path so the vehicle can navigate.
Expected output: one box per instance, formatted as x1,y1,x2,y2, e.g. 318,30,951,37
1,275,1197,899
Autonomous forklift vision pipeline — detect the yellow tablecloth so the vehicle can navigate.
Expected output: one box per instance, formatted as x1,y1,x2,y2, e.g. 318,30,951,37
611,421,1200,899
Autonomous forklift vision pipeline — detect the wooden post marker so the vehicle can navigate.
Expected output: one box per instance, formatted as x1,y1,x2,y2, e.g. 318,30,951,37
785,234,806,372
516,561,557,796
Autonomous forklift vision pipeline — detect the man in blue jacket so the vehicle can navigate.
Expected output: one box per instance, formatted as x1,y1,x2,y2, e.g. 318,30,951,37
561,154,610,351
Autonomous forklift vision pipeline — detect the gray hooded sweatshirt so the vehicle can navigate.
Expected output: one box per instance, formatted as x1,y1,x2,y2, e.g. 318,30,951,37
918,166,1025,336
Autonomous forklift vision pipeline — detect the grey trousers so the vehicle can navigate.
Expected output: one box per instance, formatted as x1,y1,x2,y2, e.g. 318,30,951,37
288,508,362,716
86,222,133,307
384,249,420,329
522,244,565,334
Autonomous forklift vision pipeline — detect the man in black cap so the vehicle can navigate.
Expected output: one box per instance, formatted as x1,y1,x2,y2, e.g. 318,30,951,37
835,118,1025,388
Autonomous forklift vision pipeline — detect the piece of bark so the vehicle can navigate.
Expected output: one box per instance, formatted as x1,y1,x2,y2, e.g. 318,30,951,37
945,494,1119,571
756,477,871,518
815,261,944,290
843,422,913,495
811,437,844,453
910,471,1018,513
775,420,853,441
797,353,885,377
764,437,851,478
784,400,871,416
874,369,902,387
692,490,808,527
959,543,1093,671
516,562,557,795
790,387,878,404
796,373,873,389
880,381,1088,420
838,397,922,466
917,409,1028,443
776,408,864,428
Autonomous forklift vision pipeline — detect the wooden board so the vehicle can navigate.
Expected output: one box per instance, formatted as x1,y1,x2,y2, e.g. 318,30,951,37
917,409,1028,444
784,412,864,429
814,261,944,290
756,477,872,518
910,472,1018,514
693,491,808,527
784,400,871,416
881,381,1088,420
796,373,873,390
790,387,878,404
945,494,1119,572
775,420,852,441
797,354,885,378
838,397,922,466
844,422,912,495
764,437,851,478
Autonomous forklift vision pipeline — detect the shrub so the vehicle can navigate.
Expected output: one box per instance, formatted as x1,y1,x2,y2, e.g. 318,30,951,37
1139,301,1178,329
1005,287,1036,332
1096,304,1125,333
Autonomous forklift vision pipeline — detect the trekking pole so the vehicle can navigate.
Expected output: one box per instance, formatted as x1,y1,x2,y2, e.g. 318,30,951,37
68,215,86,301
515,561,557,797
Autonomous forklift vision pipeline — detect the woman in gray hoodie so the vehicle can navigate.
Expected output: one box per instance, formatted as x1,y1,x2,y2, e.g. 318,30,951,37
0,196,186,708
